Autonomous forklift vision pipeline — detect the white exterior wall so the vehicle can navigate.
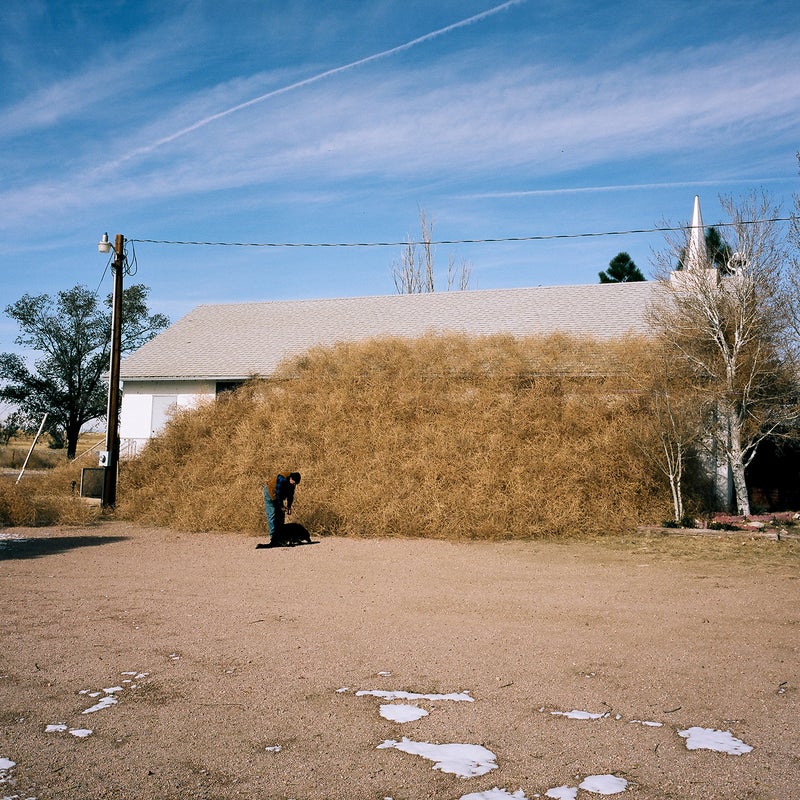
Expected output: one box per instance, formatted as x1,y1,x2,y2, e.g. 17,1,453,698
119,379,216,457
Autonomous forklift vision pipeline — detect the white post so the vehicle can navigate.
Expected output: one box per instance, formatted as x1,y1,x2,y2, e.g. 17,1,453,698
16,413,48,484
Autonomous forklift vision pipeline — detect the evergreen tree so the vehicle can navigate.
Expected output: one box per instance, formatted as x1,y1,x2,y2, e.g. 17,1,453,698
599,252,646,283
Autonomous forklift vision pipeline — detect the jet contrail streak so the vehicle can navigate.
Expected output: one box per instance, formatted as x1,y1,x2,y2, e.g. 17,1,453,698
119,0,525,163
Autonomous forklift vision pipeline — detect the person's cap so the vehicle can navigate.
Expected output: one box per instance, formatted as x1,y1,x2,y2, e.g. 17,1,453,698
289,472,301,483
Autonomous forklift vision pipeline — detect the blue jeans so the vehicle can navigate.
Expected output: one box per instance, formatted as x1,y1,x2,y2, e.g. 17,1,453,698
263,488,285,541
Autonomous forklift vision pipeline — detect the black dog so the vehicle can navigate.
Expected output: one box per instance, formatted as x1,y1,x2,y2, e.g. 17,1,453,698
258,521,313,548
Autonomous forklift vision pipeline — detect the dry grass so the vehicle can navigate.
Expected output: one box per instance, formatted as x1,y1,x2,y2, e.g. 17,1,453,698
0,463,101,527
607,528,800,566
0,442,63,470
0,431,105,526
116,332,679,539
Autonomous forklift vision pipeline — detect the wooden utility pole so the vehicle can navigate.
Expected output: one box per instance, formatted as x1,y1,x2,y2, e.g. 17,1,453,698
102,234,125,509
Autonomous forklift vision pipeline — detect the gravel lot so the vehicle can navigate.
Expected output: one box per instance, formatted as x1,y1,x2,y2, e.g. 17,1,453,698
1,522,798,799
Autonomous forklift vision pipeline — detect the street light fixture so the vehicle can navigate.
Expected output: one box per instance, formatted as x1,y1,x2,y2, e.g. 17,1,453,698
98,233,125,508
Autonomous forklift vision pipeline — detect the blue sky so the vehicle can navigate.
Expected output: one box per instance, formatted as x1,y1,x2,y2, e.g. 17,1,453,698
1,0,798,348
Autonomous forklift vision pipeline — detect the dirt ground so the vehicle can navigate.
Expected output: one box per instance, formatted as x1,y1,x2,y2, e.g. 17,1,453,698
1,522,798,800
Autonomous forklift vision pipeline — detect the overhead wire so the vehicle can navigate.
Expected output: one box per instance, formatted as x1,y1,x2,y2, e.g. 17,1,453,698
129,216,795,250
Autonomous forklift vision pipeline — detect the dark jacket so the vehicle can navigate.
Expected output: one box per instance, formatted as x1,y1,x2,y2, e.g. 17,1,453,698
265,472,295,509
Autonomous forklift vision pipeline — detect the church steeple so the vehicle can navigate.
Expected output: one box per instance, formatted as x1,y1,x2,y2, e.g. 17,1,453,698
685,195,707,270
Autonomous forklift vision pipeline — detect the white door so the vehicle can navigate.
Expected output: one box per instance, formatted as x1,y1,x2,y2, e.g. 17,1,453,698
151,395,178,436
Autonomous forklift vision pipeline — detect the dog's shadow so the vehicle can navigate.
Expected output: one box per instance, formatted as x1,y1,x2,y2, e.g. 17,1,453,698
257,521,318,549
256,541,319,548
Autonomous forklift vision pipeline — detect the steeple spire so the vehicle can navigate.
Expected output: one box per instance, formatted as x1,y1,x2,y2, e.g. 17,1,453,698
685,195,707,270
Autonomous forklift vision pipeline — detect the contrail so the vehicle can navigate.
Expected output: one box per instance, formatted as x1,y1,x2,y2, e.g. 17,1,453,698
458,176,790,199
119,0,525,163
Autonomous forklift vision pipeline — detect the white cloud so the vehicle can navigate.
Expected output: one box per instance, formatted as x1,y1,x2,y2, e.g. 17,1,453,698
0,14,797,237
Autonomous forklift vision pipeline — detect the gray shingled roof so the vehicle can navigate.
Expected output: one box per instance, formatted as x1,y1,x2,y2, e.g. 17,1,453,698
120,282,658,381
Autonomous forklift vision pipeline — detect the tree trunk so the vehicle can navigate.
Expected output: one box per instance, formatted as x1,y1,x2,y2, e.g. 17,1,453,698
66,421,81,460
728,413,751,516
664,440,684,521
668,473,682,522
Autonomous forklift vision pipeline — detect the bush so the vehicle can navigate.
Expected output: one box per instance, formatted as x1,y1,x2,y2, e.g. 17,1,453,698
117,332,676,539
0,479,38,526
0,464,101,528
708,520,739,531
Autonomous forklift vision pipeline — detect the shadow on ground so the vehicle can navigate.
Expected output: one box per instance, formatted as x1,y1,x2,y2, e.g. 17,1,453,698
0,535,129,560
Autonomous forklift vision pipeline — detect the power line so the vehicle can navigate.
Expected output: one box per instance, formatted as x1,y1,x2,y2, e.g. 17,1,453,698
129,216,795,249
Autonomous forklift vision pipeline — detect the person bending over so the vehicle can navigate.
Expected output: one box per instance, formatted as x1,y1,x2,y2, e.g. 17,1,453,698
263,471,301,544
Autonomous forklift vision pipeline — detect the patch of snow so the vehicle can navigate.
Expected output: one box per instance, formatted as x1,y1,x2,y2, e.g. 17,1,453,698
335,687,349,693
380,704,429,723
551,709,606,720
629,719,662,727
44,724,68,733
545,787,577,799
357,689,473,702
81,695,118,714
103,686,124,693
0,759,15,771
265,745,282,753
377,737,497,777
69,729,93,738
545,787,577,800
460,788,529,799
678,726,753,754
578,774,628,794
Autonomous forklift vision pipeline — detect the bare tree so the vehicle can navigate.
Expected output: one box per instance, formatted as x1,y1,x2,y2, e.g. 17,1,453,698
446,253,472,291
631,345,706,522
392,210,471,294
782,153,800,355
647,192,799,516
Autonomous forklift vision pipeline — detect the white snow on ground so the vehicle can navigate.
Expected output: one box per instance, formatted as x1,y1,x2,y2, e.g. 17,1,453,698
551,709,607,720
356,689,474,702
460,788,528,799
40,670,150,747
377,738,498,777
545,787,578,800
360,694,752,797
379,703,429,723
678,726,754,754
5,671,757,799
579,774,629,794
0,757,18,794
81,695,117,714
45,723,92,738
543,775,629,798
